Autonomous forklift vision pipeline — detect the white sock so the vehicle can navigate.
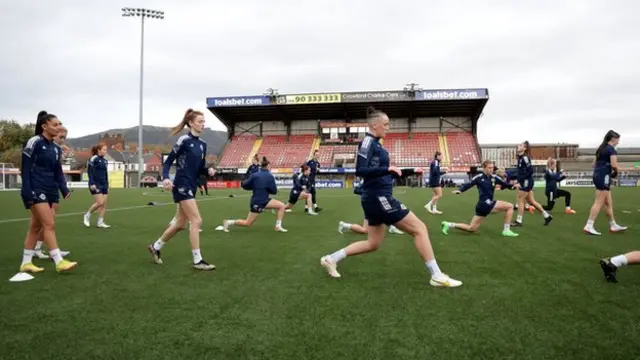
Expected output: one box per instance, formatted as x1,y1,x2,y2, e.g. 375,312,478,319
609,221,617,228
425,259,443,277
445,222,456,228
329,249,347,264
85,212,91,218
153,239,165,251
227,220,235,226
426,201,432,208
35,241,43,251
542,211,550,218
586,220,595,228
97,217,104,224
516,215,523,223
276,220,282,228
192,249,203,264
342,222,352,230
49,249,63,265
22,249,35,265
610,254,628,267
566,206,571,210
503,223,510,231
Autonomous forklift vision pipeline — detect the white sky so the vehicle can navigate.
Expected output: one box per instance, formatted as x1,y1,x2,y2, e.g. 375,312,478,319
1,0,639,147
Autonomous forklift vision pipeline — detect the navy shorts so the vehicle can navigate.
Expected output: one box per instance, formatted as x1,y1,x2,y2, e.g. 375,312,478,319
22,191,55,210
250,198,271,213
475,200,497,217
518,178,534,192
288,189,302,205
90,186,109,195
593,172,611,191
172,186,196,203
429,181,441,188
361,195,410,226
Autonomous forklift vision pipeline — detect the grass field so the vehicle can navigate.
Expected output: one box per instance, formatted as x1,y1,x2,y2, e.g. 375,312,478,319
1,186,639,359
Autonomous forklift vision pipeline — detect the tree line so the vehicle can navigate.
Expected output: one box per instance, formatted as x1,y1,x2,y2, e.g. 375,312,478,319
0,119,35,167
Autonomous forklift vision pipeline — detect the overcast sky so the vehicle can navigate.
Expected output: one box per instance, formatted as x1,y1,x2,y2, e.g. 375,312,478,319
1,0,638,147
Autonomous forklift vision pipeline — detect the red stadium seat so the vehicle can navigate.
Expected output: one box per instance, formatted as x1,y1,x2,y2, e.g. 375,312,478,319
445,132,481,167
384,133,440,167
218,135,258,168
257,135,315,167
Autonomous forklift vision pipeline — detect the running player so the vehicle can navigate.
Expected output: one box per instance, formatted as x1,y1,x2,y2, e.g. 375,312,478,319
512,141,552,227
583,130,627,235
220,157,288,232
320,107,462,287
83,143,111,228
600,251,640,283
542,158,575,214
425,151,445,214
147,109,216,270
441,160,520,237
19,111,77,273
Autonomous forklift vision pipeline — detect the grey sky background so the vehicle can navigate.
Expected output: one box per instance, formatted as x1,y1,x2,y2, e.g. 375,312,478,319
1,0,638,147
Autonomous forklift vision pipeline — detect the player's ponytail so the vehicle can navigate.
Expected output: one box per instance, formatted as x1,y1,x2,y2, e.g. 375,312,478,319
595,130,620,158
261,156,270,168
434,151,441,159
366,106,386,124
91,143,106,156
171,108,204,136
35,110,56,136
523,141,530,155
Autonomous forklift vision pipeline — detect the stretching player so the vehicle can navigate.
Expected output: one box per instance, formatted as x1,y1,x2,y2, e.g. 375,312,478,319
338,177,404,235
284,165,318,215
148,109,216,270
512,141,552,227
542,158,575,214
583,130,627,235
441,160,519,237
221,157,288,232
425,151,446,214
320,107,462,287
600,251,640,283
19,111,77,273
245,154,260,179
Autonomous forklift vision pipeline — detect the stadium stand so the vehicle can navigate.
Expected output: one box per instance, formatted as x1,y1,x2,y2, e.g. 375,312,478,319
208,88,489,183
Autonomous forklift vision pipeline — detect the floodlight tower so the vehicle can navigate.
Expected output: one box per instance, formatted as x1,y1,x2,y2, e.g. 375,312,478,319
121,7,164,186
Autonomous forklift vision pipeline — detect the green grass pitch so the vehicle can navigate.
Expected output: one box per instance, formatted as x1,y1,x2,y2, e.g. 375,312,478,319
1,186,639,359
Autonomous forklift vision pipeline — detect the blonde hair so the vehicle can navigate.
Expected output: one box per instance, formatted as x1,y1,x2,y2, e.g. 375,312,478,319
171,108,204,136
547,157,556,170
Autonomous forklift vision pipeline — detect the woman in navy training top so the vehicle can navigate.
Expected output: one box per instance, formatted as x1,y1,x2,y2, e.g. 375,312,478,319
33,125,71,260
513,141,552,227
542,158,575,214
583,130,627,235
83,143,110,228
19,111,77,274
440,160,520,237
148,109,216,271
425,151,446,214
320,107,462,288
220,157,288,232
283,164,318,214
